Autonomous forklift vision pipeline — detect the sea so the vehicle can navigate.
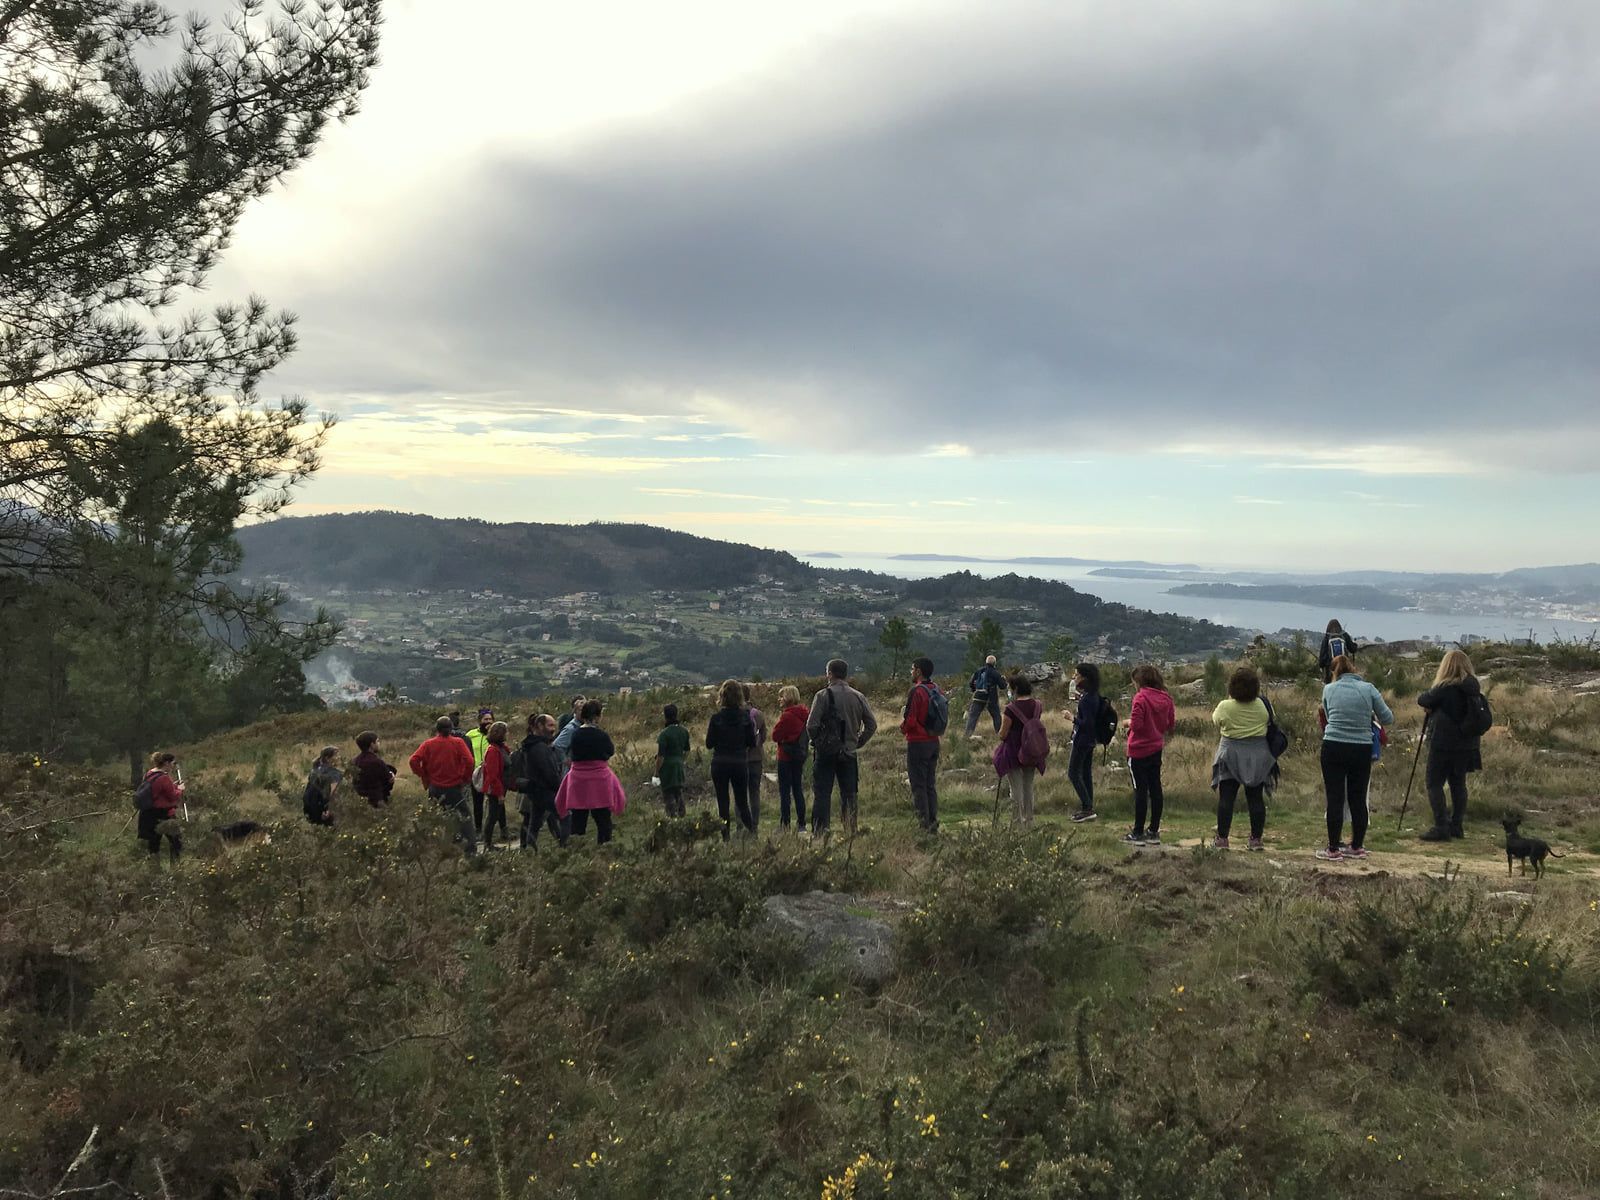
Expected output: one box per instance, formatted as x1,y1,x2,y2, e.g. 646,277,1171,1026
800,554,1600,646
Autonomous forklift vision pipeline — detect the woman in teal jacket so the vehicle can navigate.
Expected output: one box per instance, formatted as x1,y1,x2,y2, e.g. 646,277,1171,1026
1317,655,1393,861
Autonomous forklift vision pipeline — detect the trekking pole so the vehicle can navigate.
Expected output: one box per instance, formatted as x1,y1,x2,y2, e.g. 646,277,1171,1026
177,764,189,823
991,776,1002,828
1396,712,1429,832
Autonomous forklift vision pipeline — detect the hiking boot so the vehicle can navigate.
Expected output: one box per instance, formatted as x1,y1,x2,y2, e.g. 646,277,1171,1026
1314,847,1345,862
1211,836,1229,850
1144,830,1162,846
1072,810,1098,823
1418,826,1450,842
1246,837,1264,852
1448,824,1465,839
1122,830,1147,845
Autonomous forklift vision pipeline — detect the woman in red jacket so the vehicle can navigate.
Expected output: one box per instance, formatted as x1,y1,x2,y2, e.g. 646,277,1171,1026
1122,664,1177,846
481,720,512,849
769,685,810,831
136,751,185,862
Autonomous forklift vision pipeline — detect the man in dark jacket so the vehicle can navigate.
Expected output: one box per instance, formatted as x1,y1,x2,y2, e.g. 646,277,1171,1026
964,655,1005,735
518,713,566,848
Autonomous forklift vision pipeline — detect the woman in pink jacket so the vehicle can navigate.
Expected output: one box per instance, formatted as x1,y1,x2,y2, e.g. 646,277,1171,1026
1122,664,1177,846
554,700,627,845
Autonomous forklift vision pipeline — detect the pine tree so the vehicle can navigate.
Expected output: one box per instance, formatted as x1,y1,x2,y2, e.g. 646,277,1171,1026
878,616,912,678
963,616,1005,675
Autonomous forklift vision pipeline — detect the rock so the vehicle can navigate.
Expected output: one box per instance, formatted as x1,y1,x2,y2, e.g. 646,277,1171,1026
1487,891,1533,905
760,891,897,987
1016,662,1063,686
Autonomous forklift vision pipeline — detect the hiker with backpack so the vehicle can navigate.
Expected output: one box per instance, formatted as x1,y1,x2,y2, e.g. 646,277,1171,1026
134,751,184,862
1068,663,1112,822
409,716,479,857
964,654,1006,736
770,686,811,831
901,657,947,835
1316,655,1394,862
706,679,758,840
555,700,626,845
303,746,341,826
744,683,768,828
518,713,566,848
654,704,691,819
465,708,494,836
1318,620,1359,684
479,721,512,849
1123,664,1177,846
807,658,878,837
1415,649,1488,842
994,675,1048,826
1210,666,1276,851
351,731,396,807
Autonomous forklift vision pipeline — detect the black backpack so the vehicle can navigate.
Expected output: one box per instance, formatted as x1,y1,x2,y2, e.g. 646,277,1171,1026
1458,692,1494,738
810,687,848,759
1094,697,1118,747
1263,697,1289,759
507,746,529,791
132,776,155,811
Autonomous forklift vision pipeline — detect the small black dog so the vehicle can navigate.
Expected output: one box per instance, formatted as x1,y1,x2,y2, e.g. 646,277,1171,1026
1502,817,1562,879
211,820,271,849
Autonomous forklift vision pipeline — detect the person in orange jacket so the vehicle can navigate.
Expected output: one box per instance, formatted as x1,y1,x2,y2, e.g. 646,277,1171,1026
410,716,478,856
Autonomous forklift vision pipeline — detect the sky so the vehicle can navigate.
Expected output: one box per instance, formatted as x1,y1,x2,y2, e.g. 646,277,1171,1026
208,0,1600,571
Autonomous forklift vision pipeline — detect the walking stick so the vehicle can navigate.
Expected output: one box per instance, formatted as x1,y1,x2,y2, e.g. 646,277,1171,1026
991,775,1002,828
1396,713,1429,831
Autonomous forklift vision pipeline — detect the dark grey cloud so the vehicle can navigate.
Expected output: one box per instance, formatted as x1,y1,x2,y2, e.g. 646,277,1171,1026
279,0,1600,468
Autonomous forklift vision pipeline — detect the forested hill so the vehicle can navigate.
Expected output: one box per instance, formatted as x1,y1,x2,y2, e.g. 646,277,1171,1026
237,512,1239,658
236,512,820,596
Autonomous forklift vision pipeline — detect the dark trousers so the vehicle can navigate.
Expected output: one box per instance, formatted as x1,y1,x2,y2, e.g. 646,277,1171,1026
430,785,478,856
1216,780,1265,839
1425,755,1469,832
482,794,509,847
304,798,332,826
907,740,940,830
811,753,859,833
568,808,613,845
777,758,807,828
1067,742,1095,813
520,792,566,848
1321,740,1372,851
1131,751,1164,835
472,786,486,833
964,694,1001,735
662,786,685,818
746,760,764,828
136,808,182,861
711,760,754,839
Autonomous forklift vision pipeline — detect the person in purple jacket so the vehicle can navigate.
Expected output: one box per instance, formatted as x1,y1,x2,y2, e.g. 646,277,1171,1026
1068,663,1102,822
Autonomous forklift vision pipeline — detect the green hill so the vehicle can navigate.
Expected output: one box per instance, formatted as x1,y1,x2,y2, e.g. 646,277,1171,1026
3,647,1599,1197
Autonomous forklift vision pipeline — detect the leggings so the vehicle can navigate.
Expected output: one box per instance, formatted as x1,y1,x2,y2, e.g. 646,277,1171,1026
1321,740,1372,851
711,760,754,839
777,759,807,827
1130,751,1163,834
568,809,613,845
1216,780,1265,840
136,808,182,861
1067,743,1095,812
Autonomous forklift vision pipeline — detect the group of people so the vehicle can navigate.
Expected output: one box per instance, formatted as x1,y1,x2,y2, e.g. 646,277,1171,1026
133,629,1488,864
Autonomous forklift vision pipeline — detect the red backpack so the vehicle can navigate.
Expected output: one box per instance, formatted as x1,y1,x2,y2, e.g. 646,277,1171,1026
1016,704,1051,769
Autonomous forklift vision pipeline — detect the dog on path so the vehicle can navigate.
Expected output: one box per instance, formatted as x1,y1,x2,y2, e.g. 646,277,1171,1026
1502,817,1562,879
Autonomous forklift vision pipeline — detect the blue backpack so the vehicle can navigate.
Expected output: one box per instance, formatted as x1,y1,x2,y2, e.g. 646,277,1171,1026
918,683,950,736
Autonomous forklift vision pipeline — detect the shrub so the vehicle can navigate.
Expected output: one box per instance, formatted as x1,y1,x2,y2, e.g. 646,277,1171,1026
1202,653,1227,702
1299,886,1578,1040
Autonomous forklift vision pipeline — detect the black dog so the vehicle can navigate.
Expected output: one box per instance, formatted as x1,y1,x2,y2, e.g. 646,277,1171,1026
1502,818,1562,879
211,820,271,849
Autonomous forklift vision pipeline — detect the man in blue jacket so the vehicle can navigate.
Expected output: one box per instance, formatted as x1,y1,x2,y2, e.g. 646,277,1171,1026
964,655,1005,736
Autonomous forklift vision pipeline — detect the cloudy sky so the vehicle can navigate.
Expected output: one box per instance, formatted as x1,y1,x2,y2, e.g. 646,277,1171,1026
212,0,1600,570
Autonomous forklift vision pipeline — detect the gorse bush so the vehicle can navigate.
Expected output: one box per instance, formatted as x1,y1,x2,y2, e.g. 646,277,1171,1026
1299,887,1579,1041
899,829,1082,971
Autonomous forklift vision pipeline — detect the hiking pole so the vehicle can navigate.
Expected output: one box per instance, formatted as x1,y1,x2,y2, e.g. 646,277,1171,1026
1396,713,1429,832
176,764,189,823
991,776,1002,828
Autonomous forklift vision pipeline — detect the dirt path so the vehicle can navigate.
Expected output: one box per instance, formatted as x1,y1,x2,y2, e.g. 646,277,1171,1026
1153,837,1600,883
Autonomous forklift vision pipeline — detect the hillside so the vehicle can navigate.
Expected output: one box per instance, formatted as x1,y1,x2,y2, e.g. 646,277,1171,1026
3,645,1599,1197
236,512,821,596
238,514,1241,699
